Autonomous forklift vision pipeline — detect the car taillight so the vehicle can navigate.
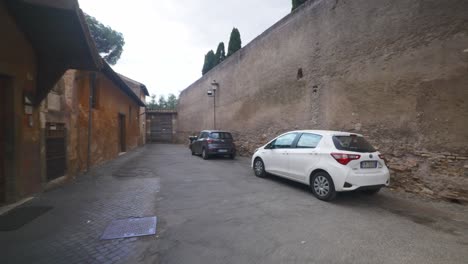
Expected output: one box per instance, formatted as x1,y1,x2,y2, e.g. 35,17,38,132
207,139,214,144
331,153,361,165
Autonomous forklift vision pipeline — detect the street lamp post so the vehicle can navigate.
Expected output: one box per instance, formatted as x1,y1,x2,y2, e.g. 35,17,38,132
213,89,216,130
208,80,219,129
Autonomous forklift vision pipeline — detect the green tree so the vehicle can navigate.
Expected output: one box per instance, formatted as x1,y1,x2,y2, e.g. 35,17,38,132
215,42,226,65
147,94,157,110
85,14,125,65
166,94,178,110
227,28,242,57
157,96,167,110
202,50,216,75
292,0,308,11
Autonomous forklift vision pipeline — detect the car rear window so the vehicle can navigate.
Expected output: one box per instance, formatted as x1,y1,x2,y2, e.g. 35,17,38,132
332,135,376,153
210,132,232,139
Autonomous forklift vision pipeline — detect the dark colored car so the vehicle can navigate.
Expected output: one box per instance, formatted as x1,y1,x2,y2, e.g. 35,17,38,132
190,130,236,160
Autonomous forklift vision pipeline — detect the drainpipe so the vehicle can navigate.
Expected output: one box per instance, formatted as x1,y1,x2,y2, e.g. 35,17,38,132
87,72,96,172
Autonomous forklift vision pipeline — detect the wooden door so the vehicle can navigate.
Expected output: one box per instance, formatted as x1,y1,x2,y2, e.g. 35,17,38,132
46,123,66,181
118,114,126,152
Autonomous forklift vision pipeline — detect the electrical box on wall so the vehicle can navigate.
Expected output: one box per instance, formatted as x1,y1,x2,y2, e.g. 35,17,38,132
24,93,34,127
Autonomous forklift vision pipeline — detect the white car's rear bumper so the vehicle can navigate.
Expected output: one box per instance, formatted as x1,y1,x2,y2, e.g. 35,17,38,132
328,165,390,192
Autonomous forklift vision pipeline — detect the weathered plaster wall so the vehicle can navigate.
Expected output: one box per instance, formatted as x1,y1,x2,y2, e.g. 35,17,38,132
0,1,42,201
177,0,468,201
75,71,141,171
139,95,146,145
120,76,147,146
40,70,79,183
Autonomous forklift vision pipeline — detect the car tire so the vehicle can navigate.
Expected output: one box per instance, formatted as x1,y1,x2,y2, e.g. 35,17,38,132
361,188,381,195
253,158,267,178
229,153,235,160
191,146,195,155
310,172,336,201
202,148,209,160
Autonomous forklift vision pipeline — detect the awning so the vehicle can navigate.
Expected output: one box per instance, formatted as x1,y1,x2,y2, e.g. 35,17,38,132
6,0,102,105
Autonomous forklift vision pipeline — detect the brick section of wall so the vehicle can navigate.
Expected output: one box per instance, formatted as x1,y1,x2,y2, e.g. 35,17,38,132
73,71,142,172
177,0,468,202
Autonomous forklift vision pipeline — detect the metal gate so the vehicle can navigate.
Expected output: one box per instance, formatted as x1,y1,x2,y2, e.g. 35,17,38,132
149,114,173,143
46,123,66,181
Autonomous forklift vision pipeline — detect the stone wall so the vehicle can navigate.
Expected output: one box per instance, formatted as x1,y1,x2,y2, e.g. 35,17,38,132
177,0,468,202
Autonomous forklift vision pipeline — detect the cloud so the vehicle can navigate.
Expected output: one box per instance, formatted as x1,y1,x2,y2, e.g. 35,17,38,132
78,0,289,98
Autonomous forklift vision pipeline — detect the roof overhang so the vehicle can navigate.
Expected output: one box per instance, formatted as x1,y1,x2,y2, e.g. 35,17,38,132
102,63,146,107
141,85,149,96
118,73,150,97
6,0,102,105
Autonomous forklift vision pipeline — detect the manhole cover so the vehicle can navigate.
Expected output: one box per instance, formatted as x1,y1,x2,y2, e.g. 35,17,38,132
101,216,157,240
113,168,156,178
0,206,53,231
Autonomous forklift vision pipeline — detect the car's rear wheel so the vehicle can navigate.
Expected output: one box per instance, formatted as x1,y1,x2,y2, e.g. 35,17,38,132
310,172,336,201
202,148,209,160
191,146,195,155
229,153,235,159
361,188,381,195
253,158,267,178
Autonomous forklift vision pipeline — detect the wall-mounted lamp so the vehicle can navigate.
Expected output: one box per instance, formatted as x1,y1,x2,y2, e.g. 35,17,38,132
211,80,219,90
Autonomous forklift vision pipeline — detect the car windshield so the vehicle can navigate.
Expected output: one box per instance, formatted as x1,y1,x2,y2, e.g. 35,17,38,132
332,135,376,153
210,132,232,139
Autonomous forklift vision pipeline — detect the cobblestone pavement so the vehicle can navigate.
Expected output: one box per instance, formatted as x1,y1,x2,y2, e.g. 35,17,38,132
1,144,468,264
0,145,160,264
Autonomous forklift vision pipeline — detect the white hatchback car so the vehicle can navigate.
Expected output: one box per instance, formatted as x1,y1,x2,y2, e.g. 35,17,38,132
251,130,390,201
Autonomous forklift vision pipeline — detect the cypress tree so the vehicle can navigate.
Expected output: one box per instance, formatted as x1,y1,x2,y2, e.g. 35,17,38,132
202,50,216,75
215,42,226,65
227,28,242,57
292,0,307,11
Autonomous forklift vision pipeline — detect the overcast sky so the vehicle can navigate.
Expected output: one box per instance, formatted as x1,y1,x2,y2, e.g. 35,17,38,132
78,0,290,99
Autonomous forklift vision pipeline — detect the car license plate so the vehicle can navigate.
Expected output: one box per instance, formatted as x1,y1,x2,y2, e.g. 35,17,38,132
218,149,228,153
361,161,377,169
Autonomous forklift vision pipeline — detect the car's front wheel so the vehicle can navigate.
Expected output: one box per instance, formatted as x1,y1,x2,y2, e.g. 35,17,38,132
253,158,267,178
310,172,336,201
191,146,195,155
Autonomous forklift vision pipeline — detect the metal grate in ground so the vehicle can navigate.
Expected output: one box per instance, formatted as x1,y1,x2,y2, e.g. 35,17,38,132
113,168,156,178
101,216,157,240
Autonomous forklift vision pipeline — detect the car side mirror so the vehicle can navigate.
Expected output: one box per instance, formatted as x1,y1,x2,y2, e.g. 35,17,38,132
265,143,274,149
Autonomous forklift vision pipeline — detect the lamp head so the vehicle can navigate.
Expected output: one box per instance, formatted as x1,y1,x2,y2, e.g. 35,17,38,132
211,80,219,90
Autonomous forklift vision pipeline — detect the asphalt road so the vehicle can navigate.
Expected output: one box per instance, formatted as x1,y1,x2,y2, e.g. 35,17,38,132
1,144,466,264
134,144,468,264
